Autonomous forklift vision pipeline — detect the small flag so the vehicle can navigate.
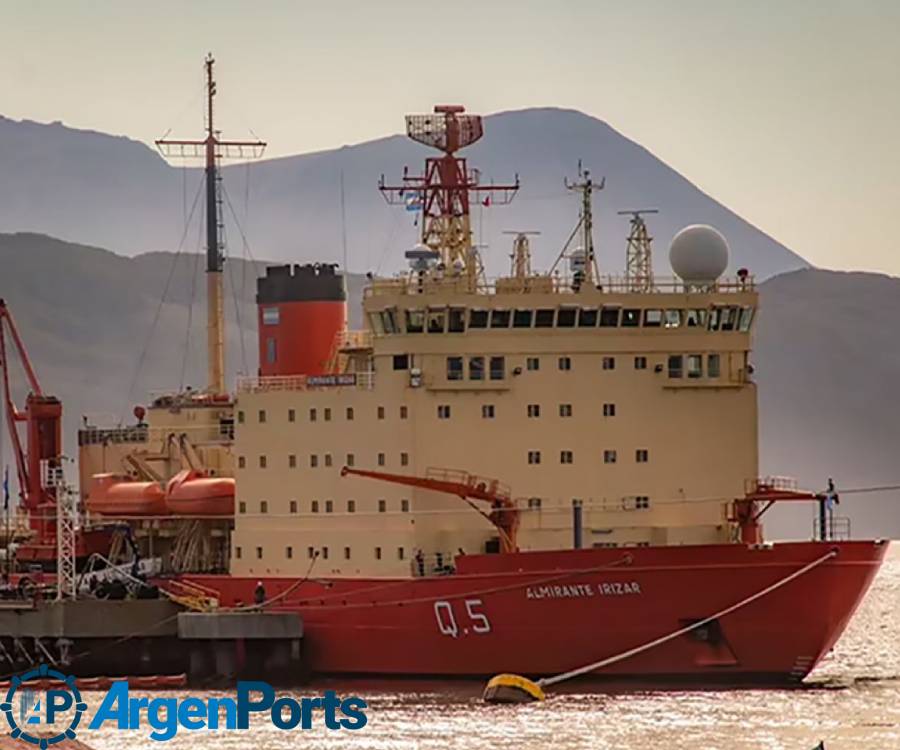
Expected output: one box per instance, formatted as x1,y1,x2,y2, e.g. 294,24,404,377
405,192,422,212
482,196,492,207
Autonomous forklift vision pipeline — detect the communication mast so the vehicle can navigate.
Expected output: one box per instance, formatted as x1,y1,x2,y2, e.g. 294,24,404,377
379,105,519,289
502,231,540,279
564,163,605,286
618,209,658,292
156,54,266,395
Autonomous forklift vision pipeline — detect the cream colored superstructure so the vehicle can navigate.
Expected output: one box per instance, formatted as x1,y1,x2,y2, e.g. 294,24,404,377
231,274,758,579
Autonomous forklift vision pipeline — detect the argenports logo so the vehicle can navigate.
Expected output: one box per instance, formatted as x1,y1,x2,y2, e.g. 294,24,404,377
1,665,368,743
1,665,87,748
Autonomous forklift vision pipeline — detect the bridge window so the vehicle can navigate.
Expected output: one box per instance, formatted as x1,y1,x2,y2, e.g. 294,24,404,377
469,356,484,380
720,306,738,331
708,354,721,378
490,309,511,328
687,354,702,378
381,308,400,334
686,309,707,328
447,356,464,381
578,308,598,327
557,307,577,327
448,307,466,333
490,356,505,380
599,307,620,327
535,309,555,328
369,312,385,335
738,306,755,332
707,308,721,331
644,309,663,327
469,309,488,328
513,309,533,328
262,307,279,325
622,309,641,327
427,308,446,333
664,310,682,328
668,355,683,378
405,309,425,333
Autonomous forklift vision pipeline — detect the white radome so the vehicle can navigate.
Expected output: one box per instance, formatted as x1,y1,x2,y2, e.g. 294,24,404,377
669,225,729,283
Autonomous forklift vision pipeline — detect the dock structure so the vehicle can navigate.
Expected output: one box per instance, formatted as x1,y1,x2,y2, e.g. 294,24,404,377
0,599,303,684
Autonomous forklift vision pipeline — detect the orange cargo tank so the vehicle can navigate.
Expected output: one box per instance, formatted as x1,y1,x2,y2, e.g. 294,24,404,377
87,473,167,517
165,469,235,516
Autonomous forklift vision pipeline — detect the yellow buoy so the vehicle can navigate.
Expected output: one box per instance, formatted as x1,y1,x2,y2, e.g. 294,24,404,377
482,673,545,704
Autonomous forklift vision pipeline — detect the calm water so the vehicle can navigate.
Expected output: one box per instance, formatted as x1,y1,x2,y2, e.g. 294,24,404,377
80,545,898,750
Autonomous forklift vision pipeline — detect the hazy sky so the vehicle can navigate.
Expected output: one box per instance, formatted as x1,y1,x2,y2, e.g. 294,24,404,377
1,0,898,274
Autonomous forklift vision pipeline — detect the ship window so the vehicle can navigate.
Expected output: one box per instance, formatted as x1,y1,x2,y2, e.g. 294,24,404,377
346,453,355,467
238,456,246,469
378,499,386,513
348,499,356,513
406,309,425,333
286,546,293,559
398,547,405,560
603,403,616,417
369,312,385,336
401,499,410,512
527,497,542,509
526,357,540,371
290,500,297,513
310,455,318,468
707,307,721,331
309,408,317,422
622,309,641,327
447,357,464,381
322,547,329,560
602,356,616,370
513,309,533,328
324,408,331,421
325,454,333,467
528,451,541,465
377,452,386,466
239,501,246,514
260,500,268,514
427,308,446,333
636,449,649,463
558,356,572,371
708,354,721,378
238,410,245,424
448,308,466,333
489,356,505,380
312,500,320,513
259,409,267,423
527,404,541,418
469,309,488,328
262,307,279,325
559,404,573,417
325,500,333,513
686,309,708,328
400,406,408,419
599,307,620,327
604,450,617,464
401,452,409,466
346,407,354,420
557,307,577,327
578,308,598,327
383,308,400,334
438,405,451,419
720,306,738,331
561,450,574,464
469,356,484,380
266,337,277,364
664,310,682,329
634,356,647,370
375,547,382,560
235,547,242,559
490,309,511,328
738,306,754,332
308,546,315,559
668,355,683,378
687,354,702,378
288,454,297,468
482,404,495,419
256,547,263,560
259,455,267,469
288,408,295,423
534,309,555,328
643,309,663,327
344,547,351,560
393,354,409,370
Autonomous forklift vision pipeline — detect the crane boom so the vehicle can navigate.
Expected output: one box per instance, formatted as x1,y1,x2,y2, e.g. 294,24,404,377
341,466,520,553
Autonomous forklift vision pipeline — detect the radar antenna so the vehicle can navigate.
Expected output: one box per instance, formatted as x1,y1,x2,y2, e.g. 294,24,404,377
155,54,267,395
379,105,519,290
618,209,658,292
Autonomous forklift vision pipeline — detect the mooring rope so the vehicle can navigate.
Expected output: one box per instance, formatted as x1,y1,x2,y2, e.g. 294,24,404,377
538,549,839,688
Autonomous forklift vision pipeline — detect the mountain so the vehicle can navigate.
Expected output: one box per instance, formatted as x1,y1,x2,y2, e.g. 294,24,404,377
0,109,807,280
0,233,895,538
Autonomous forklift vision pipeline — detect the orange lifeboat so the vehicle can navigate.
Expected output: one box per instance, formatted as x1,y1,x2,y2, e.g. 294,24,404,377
165,469,234,516
87,473,167,517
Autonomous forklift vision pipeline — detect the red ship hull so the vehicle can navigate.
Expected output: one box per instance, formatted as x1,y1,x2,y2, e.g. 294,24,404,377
182,540,887,684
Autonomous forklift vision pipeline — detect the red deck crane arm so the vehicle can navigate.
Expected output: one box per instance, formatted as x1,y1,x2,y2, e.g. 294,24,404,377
341,466,519,553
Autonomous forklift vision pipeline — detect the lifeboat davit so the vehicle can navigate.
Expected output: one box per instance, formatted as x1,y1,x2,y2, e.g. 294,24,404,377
165,469,234,516
87,473,167,517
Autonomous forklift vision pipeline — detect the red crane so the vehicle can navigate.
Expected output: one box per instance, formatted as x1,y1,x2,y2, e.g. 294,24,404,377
341,466,520,553
731,478,838,544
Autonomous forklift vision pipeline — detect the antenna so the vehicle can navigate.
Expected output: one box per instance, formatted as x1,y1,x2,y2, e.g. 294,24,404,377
502,231,540,278
379,105,519,290
564,163,605,287
155,54,267,396
618,209,658,292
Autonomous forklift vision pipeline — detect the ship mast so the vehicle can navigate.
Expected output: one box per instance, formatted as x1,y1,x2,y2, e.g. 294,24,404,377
156,54,266,395
564,164,605,286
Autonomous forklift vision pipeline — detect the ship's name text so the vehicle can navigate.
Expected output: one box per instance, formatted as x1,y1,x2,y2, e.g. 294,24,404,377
525,581,641,600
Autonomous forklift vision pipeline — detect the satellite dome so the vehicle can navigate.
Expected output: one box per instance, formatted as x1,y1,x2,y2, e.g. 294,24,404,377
669,225,729,283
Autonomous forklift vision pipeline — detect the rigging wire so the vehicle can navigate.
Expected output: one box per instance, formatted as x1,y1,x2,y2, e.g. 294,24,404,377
179,197,204,392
